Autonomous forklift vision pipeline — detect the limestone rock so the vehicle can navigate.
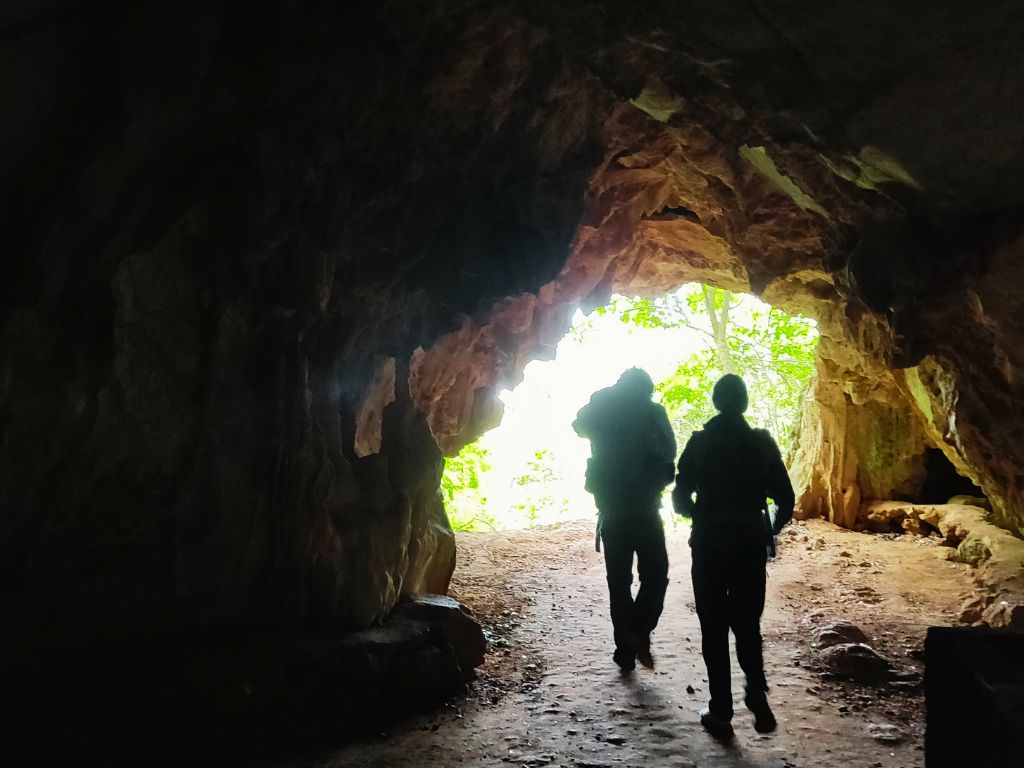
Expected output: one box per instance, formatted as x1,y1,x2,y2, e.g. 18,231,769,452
983,599,1024,631
296,594,485,730
901,516,924,536
957,538,993,566
926,628,1024,767
391,595,487,673
959,599,985,625
818,643,892,681
354,357,397,458
812,622,870,649
948,495,991,510
791,362,929,528
867,724,906,744
858,502,1024,628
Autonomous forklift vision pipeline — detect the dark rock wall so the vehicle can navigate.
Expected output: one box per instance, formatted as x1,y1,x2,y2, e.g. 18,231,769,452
0,1,607,659
4,0,1024,676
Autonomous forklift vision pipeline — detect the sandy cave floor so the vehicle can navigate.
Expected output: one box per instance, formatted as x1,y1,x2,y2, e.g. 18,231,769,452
294,518,978,768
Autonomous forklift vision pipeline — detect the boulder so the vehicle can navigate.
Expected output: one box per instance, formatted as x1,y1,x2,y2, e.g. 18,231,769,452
947,495,991,510
812,621,870,649
818,643,892,681
959,599,985,625
957,537,993,566
295,594,486,729
867,723,906,744
391,595,488,673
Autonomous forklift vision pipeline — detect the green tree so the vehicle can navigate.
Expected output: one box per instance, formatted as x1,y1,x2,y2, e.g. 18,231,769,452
441,440,497,531
601,285,818,455
511,448,570,528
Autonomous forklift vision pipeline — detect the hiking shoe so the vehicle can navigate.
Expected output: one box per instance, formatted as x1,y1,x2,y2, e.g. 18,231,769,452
699,707,734,739
744,692,777,734
613,648,636,672
634,634,655,670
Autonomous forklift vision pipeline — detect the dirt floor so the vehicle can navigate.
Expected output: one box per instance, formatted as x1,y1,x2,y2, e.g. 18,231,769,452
294,518,979,768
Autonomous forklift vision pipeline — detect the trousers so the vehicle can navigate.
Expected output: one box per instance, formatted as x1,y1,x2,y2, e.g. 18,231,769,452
691,536,768,719
599,507,669,653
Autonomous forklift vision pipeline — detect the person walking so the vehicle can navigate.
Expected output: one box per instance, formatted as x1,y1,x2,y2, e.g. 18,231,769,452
673,373,795,737
573,368,676,672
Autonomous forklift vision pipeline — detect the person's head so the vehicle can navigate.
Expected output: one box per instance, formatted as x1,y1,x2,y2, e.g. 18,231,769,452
617,367,655,397
712,373,748,415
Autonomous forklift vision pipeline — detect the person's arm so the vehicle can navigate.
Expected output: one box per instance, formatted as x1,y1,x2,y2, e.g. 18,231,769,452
764,434,795,534
672,433,701,518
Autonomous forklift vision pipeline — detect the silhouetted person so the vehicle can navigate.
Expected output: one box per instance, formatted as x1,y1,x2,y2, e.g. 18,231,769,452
573,368,676,672
673,374,794,738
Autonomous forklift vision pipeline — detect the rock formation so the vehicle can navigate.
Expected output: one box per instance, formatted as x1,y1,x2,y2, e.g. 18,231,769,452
3,0,1024,755
862,501,1024,629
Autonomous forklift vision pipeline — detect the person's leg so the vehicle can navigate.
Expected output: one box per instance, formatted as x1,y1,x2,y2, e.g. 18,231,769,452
632,512,668,668
728,545,774,732
729,546,768,693
692,545,733,721
634,513,669,635
601,520,637,669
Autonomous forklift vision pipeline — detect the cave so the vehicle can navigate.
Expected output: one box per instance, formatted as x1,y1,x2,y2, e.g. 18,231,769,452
440,284,820,532
4,2,1024,766
918,448,985,506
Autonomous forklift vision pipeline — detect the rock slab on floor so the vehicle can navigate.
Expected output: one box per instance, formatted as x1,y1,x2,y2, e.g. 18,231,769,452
867,723,905,743
817,642,892,680
812,621,869,648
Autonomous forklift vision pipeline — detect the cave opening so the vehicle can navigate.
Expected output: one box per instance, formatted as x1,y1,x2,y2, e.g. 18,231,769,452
388,280,996,768
441,283,818,532
7,3,1024,765
918,448,985,506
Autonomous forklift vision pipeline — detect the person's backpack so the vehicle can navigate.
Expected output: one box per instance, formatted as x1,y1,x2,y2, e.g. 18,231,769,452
585,403,671,499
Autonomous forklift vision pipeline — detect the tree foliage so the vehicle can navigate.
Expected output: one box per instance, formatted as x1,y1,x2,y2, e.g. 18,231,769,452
511,448,570,528
598,285,818,455
440,440,497,531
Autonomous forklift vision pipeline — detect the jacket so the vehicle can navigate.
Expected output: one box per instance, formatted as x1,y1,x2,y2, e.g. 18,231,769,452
672,412,794,545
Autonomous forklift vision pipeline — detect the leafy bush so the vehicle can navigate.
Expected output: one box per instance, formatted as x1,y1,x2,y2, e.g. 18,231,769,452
511,448,570,528
441,440,498,531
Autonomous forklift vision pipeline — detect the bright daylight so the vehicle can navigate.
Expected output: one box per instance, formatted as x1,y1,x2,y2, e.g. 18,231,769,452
442,283,819,531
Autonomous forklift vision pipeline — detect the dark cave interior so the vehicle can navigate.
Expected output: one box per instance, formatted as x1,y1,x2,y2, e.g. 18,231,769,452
3,1,1024,765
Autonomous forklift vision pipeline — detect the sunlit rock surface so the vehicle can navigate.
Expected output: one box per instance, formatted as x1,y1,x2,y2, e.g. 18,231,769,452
862,502,1024,629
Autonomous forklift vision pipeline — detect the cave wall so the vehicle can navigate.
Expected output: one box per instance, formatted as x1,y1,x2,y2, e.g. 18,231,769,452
789,360,930,528
4,0,1024,679
891,233,1024,533
0,1,610,659
408,1,1024,538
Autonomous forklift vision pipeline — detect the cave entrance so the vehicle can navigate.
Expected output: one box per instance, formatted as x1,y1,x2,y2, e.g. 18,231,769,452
403,286,977,768
441,284,818,531
918,448,984,505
